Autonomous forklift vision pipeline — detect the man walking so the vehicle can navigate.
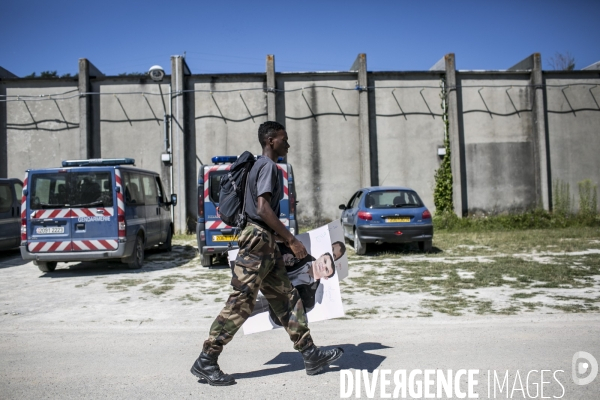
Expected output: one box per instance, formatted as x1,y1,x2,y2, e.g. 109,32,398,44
190,121,344,386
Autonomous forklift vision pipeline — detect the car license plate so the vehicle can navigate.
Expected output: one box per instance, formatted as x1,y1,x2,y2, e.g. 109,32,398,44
36,227,65,234
386,217,410,223
212,235,235,242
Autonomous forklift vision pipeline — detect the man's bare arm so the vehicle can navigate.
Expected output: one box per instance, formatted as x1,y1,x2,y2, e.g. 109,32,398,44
257,193,307,259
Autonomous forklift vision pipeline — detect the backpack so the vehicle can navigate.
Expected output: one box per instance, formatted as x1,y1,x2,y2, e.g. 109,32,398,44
218,151,256,228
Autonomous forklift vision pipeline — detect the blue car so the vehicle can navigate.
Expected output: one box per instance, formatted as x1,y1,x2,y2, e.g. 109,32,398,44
339,186,433,254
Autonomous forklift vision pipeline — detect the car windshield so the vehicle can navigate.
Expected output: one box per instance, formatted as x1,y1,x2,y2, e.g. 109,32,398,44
365,190,423,209
30,172,113,210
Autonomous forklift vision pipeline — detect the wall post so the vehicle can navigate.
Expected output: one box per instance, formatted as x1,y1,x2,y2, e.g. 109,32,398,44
352,53,371,187
445,53,465,216
170,56,194,233
78,59,92,159
78,59,102,159
266,55,277,122
531,53,550,210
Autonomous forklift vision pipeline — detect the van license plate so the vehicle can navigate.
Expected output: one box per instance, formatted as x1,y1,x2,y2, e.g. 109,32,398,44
386,217,410,223
36,227,65,234
213,235,235,242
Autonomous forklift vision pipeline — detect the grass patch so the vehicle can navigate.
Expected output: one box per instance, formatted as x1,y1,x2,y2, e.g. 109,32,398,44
345,307,380,318
433,209,599,232
141,284,174,296
421,296,469,316
510,292,543,299
178,294,202,302
105,279,146,291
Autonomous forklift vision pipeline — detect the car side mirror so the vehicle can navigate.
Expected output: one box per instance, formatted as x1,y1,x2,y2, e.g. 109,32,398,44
339,204,346,210
171,194,178,206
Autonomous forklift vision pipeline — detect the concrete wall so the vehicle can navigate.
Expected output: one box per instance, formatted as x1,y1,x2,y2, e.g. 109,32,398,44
97,80,170,172
278,73,360,225
1,54,600,233
369,72,445,212
458,72,537,214
193,75,268,164
4,81,80,180
545,72,600,211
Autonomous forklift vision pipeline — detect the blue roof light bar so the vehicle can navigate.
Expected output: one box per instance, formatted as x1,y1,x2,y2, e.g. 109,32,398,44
62,158,136,167
211,155,286,164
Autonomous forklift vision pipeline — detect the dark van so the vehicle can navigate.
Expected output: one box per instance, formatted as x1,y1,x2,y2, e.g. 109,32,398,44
0,178,23,251
196,155,298,267
20,158,177,272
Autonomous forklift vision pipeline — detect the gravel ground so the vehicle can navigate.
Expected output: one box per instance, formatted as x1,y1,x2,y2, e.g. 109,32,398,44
1,240,599,399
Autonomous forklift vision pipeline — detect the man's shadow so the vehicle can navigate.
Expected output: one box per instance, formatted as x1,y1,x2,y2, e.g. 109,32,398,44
228,342,390,381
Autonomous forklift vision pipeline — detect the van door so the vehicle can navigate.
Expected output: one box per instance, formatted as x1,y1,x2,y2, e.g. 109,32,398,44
0,180,22,250
155,176,170,241
141,173,160,246
204,165,232,247
27,172,73,254
70,169,118,253
123,171,146,243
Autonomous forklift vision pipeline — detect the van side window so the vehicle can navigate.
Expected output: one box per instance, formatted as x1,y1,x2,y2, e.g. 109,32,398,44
124,172,144,205
0,184,11,213
141,175,158,205
14,183,22,200
155,177,165,203
209,170,227,203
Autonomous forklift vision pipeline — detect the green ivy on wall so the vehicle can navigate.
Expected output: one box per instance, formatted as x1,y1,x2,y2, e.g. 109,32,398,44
433,77,454,214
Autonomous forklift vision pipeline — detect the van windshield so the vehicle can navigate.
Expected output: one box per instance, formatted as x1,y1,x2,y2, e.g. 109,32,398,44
208,168,285,204
30,172,113,210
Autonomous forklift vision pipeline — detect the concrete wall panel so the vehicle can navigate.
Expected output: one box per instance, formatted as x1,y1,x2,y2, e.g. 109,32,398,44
459,74,536,213
2,62,600,229
370,73,444,212
546,75,600,211
277,74,360,225
192,75,267,165
5,83,79,179
97,80,169,174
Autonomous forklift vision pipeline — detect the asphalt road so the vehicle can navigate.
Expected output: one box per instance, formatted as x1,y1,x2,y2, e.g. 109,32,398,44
1,249,599,399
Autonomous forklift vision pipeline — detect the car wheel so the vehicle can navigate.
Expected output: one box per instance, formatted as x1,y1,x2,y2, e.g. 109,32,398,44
418,240,432,253
37,261,57,272
201,253,211,267
158,226,172,252
127,235,144,269
354,229,367,255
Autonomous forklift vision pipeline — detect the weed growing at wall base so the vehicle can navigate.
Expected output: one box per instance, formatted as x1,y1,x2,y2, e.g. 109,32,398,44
433,208,599,232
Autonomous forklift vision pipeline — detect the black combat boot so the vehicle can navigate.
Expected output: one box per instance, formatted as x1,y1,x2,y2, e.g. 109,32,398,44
190,352,236,386
301,344,344,375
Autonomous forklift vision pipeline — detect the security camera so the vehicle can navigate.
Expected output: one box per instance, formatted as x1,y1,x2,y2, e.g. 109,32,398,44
148,65,165,82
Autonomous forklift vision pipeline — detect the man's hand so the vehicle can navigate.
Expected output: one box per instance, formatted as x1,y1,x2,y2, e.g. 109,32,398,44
287,237,308,259
257,193,308,259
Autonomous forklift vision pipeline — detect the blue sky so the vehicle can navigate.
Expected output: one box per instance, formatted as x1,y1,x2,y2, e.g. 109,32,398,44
2,0,598,77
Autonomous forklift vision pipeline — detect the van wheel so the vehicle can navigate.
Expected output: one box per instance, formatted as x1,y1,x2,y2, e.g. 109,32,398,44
201,253,211,267
37,261,57,272
128,236,144,269
158,227,172,252
354,229,367,255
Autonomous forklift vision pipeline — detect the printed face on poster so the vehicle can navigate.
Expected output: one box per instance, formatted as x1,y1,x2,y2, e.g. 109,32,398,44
227,220,348,335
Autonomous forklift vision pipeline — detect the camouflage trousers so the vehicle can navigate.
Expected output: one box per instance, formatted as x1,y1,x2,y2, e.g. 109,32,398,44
203,222,313,355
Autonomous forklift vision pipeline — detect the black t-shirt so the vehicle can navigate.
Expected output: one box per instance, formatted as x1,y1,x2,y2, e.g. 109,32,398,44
244,156,281,223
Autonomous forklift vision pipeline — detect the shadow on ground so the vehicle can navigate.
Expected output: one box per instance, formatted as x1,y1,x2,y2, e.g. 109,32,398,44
37,245,197,278
351,241,443,256
212,342,391,382
0,249,29,269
